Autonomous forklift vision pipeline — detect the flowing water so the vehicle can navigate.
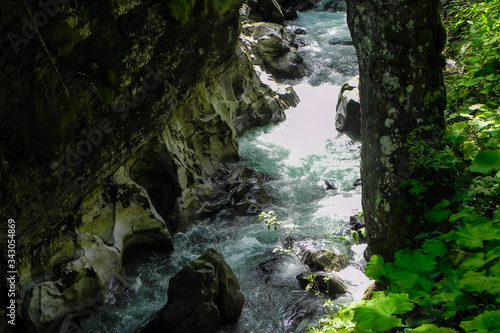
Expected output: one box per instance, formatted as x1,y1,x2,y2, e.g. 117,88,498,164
82,6,370,333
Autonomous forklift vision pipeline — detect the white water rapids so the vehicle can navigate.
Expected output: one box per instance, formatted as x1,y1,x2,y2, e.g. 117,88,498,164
83,6,371,333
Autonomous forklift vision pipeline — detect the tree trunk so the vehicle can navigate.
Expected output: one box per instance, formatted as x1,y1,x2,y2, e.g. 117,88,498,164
345,0,447,259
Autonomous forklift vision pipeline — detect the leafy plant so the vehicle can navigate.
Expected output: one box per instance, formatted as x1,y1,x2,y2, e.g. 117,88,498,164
309,1,500,332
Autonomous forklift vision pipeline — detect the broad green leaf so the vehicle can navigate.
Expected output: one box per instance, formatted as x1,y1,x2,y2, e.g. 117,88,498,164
365,255,385,280
470,119,493,132
459,270,500,295
425,200,451,223
405,324,458,332
422,237,448,259
489,262,500,276
353,292,414,333
464,76,485,87
468,104,486,111
459,252,486,270
454,223,500,249
470,150,500,174
460,311,500,332
384,249,435,296
445,122,468,144
485,240,500,262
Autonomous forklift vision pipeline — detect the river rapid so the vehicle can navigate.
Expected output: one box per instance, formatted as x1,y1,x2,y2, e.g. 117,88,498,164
83,5,370,333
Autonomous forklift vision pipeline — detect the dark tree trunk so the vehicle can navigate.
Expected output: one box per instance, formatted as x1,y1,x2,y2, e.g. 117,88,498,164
345,0,447,259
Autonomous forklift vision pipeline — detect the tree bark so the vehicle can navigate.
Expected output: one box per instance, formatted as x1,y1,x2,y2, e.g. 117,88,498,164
345,0,447,259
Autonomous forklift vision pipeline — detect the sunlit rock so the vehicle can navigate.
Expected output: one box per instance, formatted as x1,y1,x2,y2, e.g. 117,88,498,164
335,76,361,141
301,249,349,272
241,22,307,80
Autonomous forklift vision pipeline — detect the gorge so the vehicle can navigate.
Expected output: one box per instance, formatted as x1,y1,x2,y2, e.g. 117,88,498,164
0,0,435,332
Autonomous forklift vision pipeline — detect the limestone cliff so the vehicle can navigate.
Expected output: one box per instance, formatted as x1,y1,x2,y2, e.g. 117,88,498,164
0,0,296,331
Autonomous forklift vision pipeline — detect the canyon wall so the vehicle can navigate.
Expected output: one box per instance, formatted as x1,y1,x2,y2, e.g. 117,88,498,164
0,0,296,330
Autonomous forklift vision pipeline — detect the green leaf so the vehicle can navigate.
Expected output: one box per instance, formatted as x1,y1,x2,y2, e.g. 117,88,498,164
352,230,359,244
434,275,466,308
485,240,500,262
489,262,500,277
353,292,414,333
460,311,500,332
365,255,385,280
459,252,486,270
464,76,485,87
384,249,436,295
405,324,458,332
425,200,451,223
470,150,500,174
422,236,448,260
445,122,468,144
468,104,486,111
459,270,500,295
453,223,500,249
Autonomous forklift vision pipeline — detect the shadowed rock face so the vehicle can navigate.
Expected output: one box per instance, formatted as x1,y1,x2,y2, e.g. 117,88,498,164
0,0,295,331
143,249,245,333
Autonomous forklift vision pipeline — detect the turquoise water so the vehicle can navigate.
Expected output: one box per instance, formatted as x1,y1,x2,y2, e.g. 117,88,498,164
82,7,369,333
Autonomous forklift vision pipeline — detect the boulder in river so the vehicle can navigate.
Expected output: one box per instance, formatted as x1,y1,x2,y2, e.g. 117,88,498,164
241,22,307,81
143,249,244,333
297,272,348,298
300,249,349,272
335,76,361,141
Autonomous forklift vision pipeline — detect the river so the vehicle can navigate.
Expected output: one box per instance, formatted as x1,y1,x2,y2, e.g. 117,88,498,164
82,5,370,333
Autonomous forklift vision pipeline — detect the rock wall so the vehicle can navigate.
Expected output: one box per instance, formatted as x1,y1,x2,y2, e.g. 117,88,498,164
0,0,297,331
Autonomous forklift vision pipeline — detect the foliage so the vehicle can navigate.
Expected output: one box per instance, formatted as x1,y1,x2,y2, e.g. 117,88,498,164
309,0,500,332
166,0,236,24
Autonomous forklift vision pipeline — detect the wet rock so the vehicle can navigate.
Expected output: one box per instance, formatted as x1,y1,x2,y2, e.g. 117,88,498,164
349,214,366,243
144,249,244,333
258,257,279,275
328,38,353,45
294,28,307,35
362,282,385,300
227,166,270,215
241,22,307,80
300,249,349,272
59,314,82,333
297,272,348,298
284,294,326,332
323,178,337,191
349,214,365,231
322,0,347,12
335,76,361,141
